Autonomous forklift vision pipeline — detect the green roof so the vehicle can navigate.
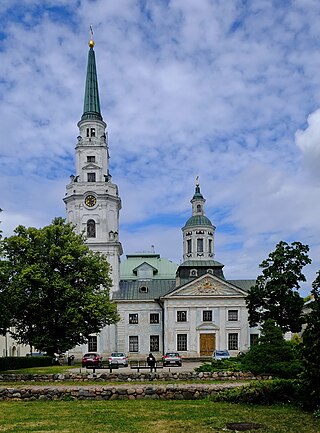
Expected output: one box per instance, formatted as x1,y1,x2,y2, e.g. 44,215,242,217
183,215,213,228
192,185,204,199
82,47,102,121
114,279,176,300
179,260,224,268
120,253,178,280
227,280,256,292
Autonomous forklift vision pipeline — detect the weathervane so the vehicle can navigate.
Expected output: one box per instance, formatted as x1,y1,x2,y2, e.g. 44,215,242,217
89,25,95,48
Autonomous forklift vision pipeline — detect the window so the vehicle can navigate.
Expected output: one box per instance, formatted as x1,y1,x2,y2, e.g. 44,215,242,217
150,335,159,352
87,156,95,163
177,311,187,322
139,286,148,293
129,314,138,324
87,173,96,182
250,334,259,346
86,128,90,137
87,219,96,238
228,310,239,321
228,333,238,350
187,239,192,253
150,313,160,324
90,128,95,137
197,238,203,252
190,269,197,277
88,336,97,352
177,334,187,351
129,336,139,352
203,310,212,322
208,239,212,254
196,204,202,213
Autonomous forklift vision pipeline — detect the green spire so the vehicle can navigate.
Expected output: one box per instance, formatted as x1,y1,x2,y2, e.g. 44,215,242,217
81,39,103,122
193,176,204,199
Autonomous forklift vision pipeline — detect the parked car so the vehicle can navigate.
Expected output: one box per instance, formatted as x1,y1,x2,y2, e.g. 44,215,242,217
212,350,230,360
82,352,102,368
162,352,182,366
108,352,128,367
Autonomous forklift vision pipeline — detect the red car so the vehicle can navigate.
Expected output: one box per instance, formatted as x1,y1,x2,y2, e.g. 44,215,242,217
82,352,102,368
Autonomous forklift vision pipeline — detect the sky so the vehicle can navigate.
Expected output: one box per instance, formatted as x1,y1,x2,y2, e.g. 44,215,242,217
1,0,320,296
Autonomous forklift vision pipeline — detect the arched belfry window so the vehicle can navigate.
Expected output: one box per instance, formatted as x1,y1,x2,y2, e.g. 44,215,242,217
87,219,96,238
196,204,202,213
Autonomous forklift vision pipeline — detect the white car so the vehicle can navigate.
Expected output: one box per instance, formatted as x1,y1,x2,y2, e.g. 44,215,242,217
212,350,230,360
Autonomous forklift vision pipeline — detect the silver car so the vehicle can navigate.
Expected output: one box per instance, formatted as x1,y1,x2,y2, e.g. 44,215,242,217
212,350,230,360
108,352,128,367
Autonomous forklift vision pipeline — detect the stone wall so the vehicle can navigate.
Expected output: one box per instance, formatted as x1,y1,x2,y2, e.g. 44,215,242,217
0,371,272,383
0,382,249,401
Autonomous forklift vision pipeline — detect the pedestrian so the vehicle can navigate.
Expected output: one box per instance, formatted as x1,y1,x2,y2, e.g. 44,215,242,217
147,353,156,372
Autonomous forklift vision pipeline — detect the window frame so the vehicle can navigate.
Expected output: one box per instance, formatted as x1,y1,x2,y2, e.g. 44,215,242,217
197,238,204,252
87,219,96,238
228,310,239,322
150,313,160,324
177,310,187,322
228,333,239,350
129,336,139,353
177,334,187,351
150,335,160,352
202,310,213,322
129,313,138,325
87,172,96,182
88,335,97,352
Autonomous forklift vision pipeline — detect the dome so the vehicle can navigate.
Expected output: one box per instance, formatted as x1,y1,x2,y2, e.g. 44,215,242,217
184,214,213,227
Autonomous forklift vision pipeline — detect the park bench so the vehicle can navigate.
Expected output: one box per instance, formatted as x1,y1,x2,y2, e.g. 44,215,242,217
130,360,163,372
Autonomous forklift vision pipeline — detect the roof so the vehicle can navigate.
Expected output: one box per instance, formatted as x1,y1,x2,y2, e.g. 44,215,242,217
113,279,176,300
81,46,103,121
183,214,213,228
179,260,224,268
227,280,256,292
120,253,178,280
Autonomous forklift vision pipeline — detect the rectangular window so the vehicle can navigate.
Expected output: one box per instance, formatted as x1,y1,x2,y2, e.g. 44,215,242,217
177,334,187,351
203,310,212,322
150,335,160,352
187,239,192,253
87,172,96,182
129,336,139,352
129,313,138,324
228,310,239,321
177,311,187,322
250,334,259,347
86,128,90,137
228,333,239,350
90,128,95,137
88,336,97,352
197,238,203,252
150,313,160,324
208,239,212,254
87,156,95,163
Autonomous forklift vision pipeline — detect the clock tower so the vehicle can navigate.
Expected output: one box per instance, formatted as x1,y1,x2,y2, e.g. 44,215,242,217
64,35,122,294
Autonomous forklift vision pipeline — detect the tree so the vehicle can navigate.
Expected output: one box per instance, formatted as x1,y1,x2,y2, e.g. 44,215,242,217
246,241,311,333
301,271,320,410
241,319,303,378
0,217,119,355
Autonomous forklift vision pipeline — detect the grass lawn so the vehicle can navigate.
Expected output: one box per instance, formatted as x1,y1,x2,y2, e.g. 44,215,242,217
0,400,319,433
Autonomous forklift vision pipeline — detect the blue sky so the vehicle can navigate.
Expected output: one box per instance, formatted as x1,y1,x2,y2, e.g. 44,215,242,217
1,0,320,295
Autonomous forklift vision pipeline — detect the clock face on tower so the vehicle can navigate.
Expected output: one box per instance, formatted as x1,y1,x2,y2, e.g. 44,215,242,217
84,195,97,208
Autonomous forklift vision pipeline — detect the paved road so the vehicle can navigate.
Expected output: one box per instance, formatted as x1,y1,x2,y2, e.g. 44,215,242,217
73,360,204,374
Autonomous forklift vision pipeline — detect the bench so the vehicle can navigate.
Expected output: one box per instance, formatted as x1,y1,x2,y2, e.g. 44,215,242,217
130,361,163,372
85,361,120,373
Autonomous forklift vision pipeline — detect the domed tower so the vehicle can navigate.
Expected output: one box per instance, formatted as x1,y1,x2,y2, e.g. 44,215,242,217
176,178,225,285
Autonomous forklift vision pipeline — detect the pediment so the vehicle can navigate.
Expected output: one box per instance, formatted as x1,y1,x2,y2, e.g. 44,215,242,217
82,163,101,170
164,274,247,298
196,322,220,331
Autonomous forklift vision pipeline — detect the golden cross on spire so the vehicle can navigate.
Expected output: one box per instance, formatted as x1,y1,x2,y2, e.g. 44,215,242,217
88,25,95,48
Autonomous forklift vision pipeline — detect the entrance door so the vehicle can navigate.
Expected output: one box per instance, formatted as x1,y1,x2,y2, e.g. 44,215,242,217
200,333,215,356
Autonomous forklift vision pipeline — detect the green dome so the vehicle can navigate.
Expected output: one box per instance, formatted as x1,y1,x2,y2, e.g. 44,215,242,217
184,215,213,227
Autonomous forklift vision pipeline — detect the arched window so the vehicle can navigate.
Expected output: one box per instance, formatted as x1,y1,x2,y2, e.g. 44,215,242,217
87,219,96,238
196,204,202,213
190,269,198,277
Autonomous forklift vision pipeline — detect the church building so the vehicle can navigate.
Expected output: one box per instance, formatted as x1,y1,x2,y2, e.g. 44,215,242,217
64,36,259,360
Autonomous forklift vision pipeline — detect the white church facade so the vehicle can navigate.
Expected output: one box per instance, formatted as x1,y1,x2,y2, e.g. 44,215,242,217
64,36,259,360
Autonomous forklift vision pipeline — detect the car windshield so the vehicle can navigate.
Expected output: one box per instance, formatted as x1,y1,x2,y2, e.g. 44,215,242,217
166,353,179,357
84,353,97,358
216,351,228,356
111,353,125,357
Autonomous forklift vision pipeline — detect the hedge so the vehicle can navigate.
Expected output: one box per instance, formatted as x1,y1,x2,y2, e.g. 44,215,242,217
0,356,53,371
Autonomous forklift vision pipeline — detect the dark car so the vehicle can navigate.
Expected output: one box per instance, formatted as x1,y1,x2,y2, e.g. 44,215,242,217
162,352,182,366
82,352,102,368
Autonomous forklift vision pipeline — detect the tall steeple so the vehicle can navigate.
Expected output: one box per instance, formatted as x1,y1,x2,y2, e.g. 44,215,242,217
64,32,122,297
82,36,102,121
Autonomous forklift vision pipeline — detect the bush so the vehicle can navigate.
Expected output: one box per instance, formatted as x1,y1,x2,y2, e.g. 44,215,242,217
195,358,243,372
211,379,302,406
0,356,53,371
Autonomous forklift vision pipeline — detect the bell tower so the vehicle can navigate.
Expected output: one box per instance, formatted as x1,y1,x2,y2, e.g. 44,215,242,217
64,34,122,293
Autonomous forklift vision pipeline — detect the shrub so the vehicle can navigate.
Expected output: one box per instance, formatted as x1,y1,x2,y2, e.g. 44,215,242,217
195,358,243,372
0,356,53,371
211,379,302,406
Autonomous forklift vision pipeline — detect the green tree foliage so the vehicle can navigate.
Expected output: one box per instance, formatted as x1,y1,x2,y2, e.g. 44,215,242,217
301,271,320,410
246,241,311,333
0,217,119,355
241,319,303,378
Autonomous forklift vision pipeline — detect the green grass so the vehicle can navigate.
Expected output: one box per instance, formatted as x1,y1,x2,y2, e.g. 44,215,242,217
0,400,318,432
0,365,80,375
